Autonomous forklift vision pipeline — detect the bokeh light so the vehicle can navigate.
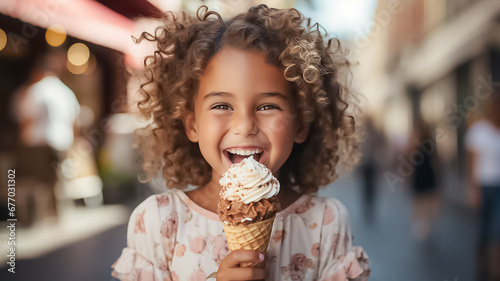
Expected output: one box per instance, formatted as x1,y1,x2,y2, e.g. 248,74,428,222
67,58,88,74
45,25,67,47
67,53,97,75
85,54,97,74
0,29,7,51
67,43,90,66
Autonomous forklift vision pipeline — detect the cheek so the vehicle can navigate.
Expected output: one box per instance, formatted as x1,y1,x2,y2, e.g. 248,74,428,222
260,113,297,139
198,115,227,150
259,115,297,166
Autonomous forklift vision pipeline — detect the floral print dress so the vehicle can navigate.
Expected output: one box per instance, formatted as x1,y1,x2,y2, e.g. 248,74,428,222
111,190,370,281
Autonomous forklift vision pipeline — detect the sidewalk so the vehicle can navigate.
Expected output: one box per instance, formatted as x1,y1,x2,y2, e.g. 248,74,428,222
0,188,148,281
319,171,477,281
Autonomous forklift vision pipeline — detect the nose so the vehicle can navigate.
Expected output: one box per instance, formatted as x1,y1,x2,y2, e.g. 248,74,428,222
231,109,258,137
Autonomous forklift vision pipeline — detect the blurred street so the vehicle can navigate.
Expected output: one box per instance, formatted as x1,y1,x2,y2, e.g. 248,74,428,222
322,172,476,281
0,184,153,281
0,171,476,281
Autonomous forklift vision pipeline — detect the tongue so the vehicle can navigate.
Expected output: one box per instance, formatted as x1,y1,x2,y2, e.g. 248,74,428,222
230,153,262,164
233,154,250,163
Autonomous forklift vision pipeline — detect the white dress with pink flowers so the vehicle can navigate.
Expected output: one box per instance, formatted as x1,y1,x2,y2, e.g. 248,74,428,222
111,189,370,281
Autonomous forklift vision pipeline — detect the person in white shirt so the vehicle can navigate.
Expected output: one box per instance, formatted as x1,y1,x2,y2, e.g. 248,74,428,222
18,75,80,152
12,50,80,224
465,91,500,281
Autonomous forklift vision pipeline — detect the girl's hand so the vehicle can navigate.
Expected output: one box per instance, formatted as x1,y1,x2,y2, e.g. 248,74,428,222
217,250,267,281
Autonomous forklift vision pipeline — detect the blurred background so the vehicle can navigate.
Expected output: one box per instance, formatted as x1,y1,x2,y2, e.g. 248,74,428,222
1,0,499,280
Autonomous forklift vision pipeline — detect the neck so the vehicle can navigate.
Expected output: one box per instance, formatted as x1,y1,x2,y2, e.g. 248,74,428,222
187,177,221,213
278,185,302,210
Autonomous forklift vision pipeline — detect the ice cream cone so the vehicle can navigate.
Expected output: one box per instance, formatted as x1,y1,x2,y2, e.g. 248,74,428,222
222,217,275,267
218,156,280,267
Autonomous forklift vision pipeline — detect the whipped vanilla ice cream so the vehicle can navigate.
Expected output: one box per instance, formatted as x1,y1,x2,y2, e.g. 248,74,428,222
219,156,280,204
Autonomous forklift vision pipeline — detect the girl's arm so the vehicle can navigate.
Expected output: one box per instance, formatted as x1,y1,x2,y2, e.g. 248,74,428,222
316,198,370,281
111,195,173,280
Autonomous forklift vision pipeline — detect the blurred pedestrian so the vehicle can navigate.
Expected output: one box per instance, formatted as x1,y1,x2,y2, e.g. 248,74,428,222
10,50,80,225
359,115,384,223
407,119,440,242
466,91,500,281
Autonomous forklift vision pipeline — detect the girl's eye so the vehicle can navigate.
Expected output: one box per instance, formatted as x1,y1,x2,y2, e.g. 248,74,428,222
211,104,232,110
257,104,281,111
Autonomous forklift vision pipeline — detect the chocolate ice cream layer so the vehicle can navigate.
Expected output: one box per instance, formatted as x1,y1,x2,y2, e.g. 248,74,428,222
217,195,281,226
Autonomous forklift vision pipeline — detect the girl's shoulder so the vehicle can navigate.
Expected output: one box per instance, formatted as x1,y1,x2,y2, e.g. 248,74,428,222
130,190,189,223
279,193,351,225
135,190,179,208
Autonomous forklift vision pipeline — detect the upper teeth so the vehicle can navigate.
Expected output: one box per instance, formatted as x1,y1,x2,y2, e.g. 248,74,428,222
227,148,262,156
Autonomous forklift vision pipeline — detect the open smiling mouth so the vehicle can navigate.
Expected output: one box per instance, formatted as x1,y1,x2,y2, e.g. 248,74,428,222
224,148,263,164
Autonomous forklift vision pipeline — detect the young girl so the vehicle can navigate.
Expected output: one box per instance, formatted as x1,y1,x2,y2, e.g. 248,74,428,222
112,4,370,281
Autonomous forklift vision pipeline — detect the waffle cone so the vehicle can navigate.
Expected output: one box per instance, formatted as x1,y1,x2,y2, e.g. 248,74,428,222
222,217,275,267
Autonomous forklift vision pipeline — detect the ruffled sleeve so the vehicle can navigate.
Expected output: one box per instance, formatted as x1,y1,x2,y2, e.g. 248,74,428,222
111,195,173,281
316,198,370,281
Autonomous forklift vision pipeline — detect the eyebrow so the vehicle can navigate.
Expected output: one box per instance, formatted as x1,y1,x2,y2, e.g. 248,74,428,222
204,91,289,101
204,92,232,100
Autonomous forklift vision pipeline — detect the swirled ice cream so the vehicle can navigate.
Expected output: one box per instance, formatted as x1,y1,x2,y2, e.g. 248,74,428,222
219,156,280,203
217,156,281,226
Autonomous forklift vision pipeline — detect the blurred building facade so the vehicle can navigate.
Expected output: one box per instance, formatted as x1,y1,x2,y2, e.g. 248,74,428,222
0,0,161,224
358,0,500,204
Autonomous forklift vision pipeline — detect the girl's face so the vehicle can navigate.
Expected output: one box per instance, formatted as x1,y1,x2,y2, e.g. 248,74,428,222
184,46,308,179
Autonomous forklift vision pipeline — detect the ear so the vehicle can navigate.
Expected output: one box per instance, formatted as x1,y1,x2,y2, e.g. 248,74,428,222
294,121,310,144
183,111,199,142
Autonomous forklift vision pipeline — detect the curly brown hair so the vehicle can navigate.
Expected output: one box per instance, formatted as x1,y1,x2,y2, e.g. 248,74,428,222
134,4,360,194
